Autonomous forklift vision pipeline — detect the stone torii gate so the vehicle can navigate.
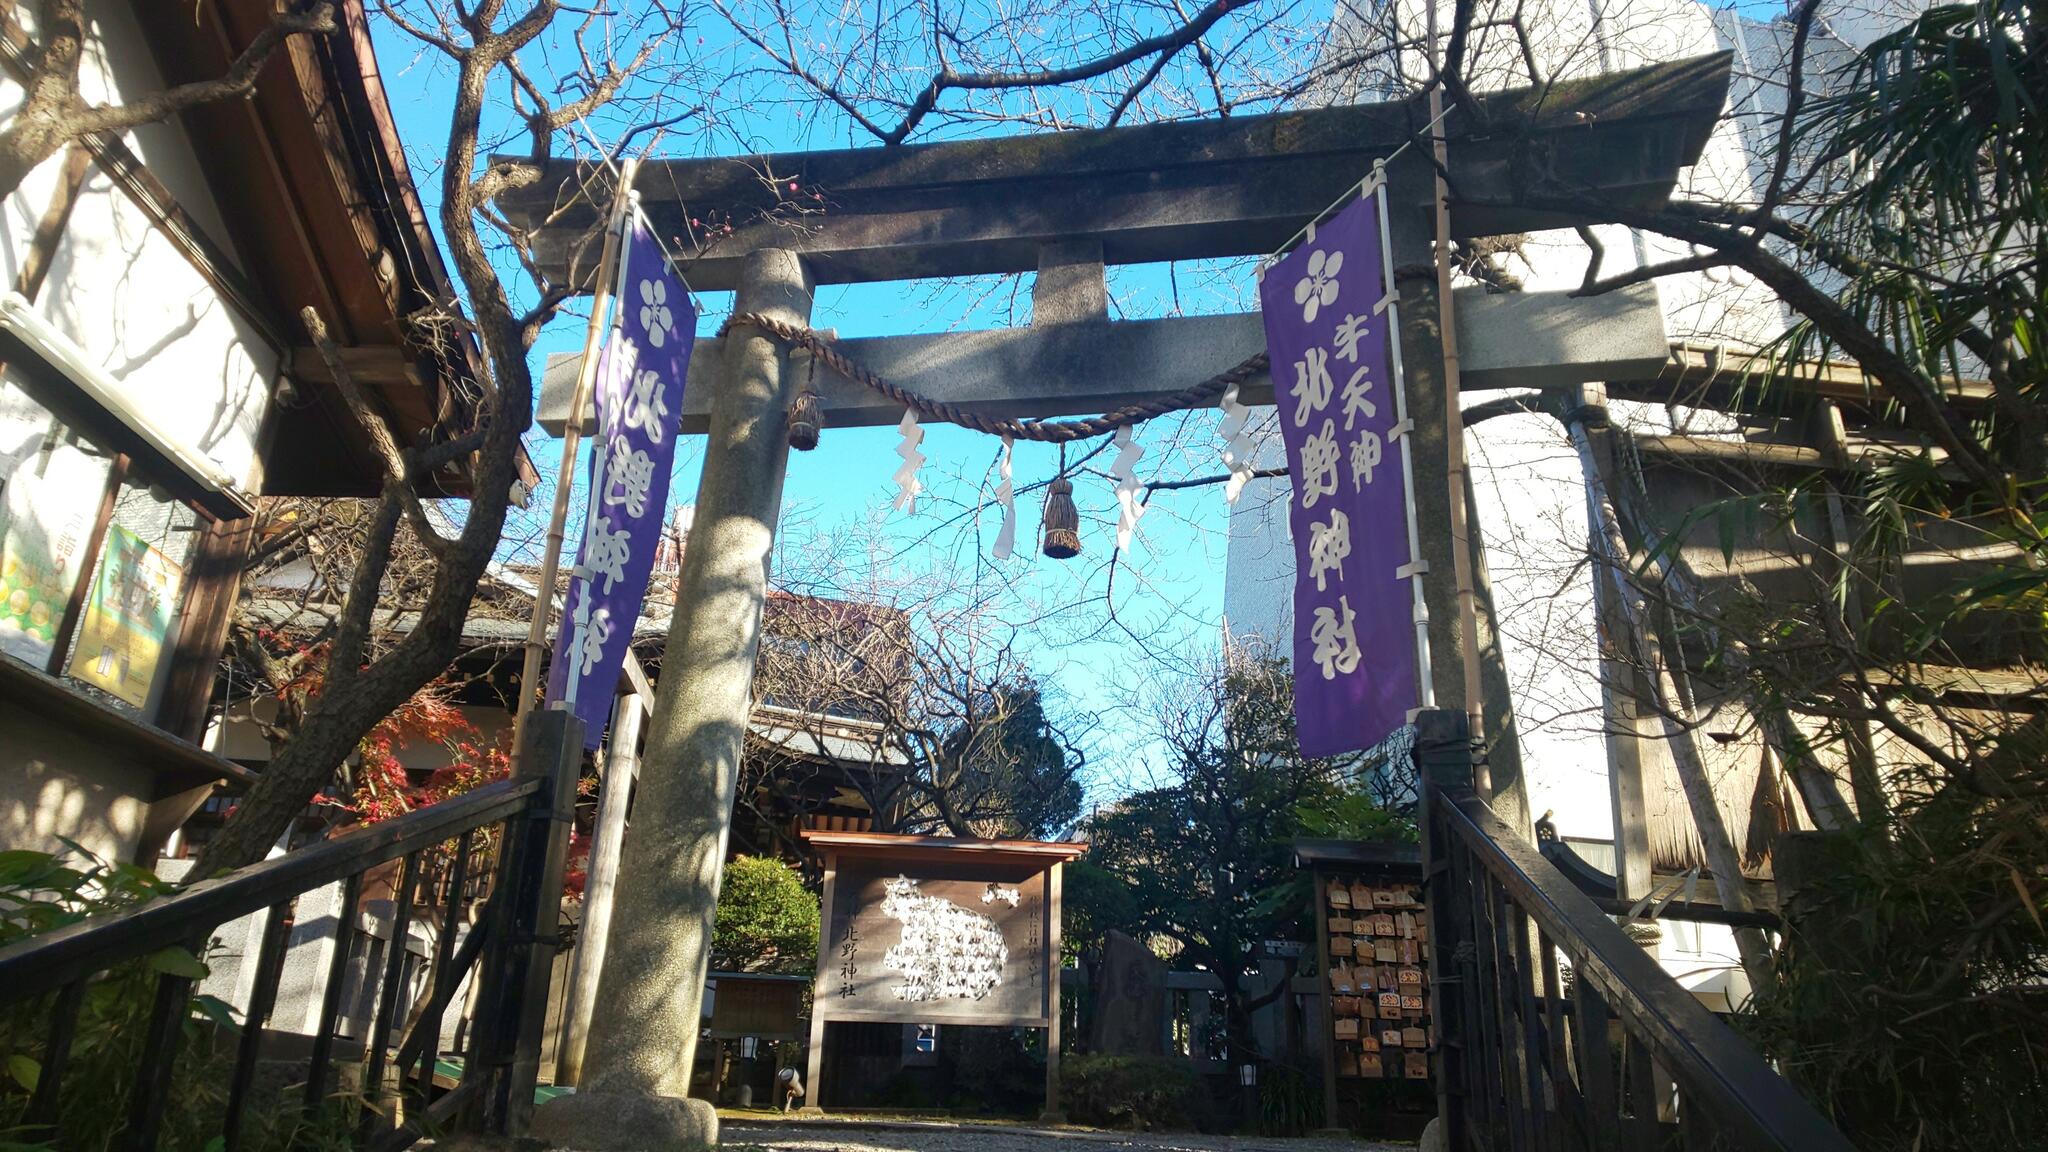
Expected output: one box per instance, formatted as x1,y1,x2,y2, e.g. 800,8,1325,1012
500,53,1730,1149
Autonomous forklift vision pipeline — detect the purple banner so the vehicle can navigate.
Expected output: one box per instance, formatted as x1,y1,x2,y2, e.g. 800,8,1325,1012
548,211,694,748
1258,193,1419,758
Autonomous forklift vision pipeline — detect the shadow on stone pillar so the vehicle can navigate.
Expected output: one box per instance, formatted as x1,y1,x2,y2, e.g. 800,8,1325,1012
531,247,814,1152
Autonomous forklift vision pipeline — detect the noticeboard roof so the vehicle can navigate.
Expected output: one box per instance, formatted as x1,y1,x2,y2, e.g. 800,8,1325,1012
801,829,1085,868
1292,838,1422,873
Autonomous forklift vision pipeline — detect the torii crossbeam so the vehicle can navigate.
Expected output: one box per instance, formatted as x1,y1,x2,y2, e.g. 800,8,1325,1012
506,53,1729,291
496,52,1731,1151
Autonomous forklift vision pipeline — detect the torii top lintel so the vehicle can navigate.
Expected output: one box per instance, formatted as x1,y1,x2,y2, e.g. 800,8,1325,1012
497,53,1731,293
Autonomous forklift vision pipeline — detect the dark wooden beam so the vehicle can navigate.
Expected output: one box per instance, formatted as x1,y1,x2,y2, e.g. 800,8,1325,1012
499,54,1733,291
155,516,259,744
288,344,419,389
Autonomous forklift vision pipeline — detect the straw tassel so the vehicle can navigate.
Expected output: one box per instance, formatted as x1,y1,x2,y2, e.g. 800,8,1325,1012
788,347,822,450
1040,476,1081,560
788,387,822,451
1040,444,1080,560
788,384,822,451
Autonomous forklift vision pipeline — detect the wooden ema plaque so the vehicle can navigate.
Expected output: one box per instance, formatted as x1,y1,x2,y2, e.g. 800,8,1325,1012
1322,872,1432,1084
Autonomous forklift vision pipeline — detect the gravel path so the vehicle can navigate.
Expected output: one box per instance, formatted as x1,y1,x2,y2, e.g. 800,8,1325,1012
722,1120,1407,1152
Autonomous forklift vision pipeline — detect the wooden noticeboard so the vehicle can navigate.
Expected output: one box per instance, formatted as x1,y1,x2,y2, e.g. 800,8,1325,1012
824,870,1053,1025
1294,838,1436,1139
801,831,1083,1117
707,972,808,1041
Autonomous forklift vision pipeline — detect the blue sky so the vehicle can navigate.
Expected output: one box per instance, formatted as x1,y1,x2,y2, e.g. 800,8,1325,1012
364,11,1291,797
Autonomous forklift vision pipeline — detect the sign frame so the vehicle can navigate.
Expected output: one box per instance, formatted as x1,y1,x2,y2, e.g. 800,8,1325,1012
799,830,1084,1118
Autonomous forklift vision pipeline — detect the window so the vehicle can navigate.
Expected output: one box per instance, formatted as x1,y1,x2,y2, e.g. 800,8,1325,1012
0,372,115,667
900,1022,940,1067
0,369,203,719
1169,988,1229,1061
1171,989,1193,1057
64,479,200,712
1666,917,1703,957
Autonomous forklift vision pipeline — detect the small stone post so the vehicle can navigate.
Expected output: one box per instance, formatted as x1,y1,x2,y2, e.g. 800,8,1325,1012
799,851,837,1116
533,248,814,1150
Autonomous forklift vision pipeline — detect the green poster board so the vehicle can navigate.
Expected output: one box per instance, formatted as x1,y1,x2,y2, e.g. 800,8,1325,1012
66,524,180,708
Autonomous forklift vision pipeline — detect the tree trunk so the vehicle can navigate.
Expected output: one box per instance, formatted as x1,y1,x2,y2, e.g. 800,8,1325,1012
195,511,512,875
0,143,46,203
195,683,379,874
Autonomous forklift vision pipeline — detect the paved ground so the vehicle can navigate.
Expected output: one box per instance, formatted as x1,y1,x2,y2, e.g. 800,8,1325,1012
722,1120,1407,1152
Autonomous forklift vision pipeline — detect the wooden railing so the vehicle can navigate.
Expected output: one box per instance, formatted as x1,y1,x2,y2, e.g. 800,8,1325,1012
0,711,584,1152
1413,709,1857,1152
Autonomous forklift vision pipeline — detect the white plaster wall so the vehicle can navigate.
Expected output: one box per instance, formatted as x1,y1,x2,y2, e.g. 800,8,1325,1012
0,696,152,861
1813,0,1932,48
0,0,281,494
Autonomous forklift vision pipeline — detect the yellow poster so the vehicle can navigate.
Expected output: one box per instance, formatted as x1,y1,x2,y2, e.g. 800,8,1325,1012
66,525,180,708
0,443,108,666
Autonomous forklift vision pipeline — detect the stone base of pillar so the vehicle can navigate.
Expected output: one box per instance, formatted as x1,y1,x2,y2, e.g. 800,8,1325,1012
529,1090,717,1151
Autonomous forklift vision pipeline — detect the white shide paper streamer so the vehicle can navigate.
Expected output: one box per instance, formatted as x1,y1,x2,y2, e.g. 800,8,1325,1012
892,409,925,513
1218,382,1255,503
993,434,1017,559
1111,424,1146,552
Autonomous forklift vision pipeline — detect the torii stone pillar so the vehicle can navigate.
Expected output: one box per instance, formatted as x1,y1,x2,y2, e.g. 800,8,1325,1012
1387,156,1533,837
532,249,814,1150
